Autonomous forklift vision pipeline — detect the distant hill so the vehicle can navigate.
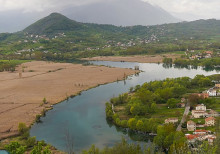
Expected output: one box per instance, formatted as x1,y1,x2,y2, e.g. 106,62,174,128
23,13,220,41
1,13,220,56
23,13,87,35
62,0,180,26
0,0,180,33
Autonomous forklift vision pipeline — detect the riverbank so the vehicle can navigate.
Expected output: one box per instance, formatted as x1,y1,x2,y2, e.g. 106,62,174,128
82,54,182,63
0,61,138,140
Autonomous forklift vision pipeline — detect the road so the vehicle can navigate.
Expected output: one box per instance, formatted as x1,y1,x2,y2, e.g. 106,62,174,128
176,102,190,131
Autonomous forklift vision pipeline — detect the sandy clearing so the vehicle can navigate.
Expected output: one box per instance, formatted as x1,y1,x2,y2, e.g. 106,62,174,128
0,61,137,139
82,54,182,63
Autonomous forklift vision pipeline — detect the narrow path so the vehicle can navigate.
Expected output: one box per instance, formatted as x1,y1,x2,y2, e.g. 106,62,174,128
0,104,26,115
0,68,65,82
177,102,190,131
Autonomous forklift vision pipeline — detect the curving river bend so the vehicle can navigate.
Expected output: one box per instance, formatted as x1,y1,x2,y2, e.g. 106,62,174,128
30,61,219,153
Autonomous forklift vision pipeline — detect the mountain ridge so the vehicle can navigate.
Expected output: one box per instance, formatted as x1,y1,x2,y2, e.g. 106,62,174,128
23,12,220,40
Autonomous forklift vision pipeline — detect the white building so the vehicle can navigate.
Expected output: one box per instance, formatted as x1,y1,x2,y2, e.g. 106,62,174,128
196,104,206,111
207,89,217,96
187,120,196,131
192,110,207,118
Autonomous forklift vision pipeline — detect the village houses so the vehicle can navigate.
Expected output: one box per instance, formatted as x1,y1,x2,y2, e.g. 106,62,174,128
207,84,220,97
185,133,216,145
192,104,207,118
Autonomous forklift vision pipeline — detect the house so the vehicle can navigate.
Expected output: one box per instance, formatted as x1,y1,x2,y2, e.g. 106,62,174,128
190,55,196,60
208,136,216,145
204,54,212,59
187,120,196,131
196,104,206,111
193,130,208,135
192,110,207,118
208,110,219,117
205,117,216,126
207,89,217,96
204,51,213,55
215,84,220,88
165,118,178,124
185,134,198,143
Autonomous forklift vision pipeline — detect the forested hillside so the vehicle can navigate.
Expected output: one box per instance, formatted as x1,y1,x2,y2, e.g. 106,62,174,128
0,13,219,59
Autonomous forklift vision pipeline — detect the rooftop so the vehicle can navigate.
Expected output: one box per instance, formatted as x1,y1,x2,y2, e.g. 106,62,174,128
205,117,216,122
195,130,208,132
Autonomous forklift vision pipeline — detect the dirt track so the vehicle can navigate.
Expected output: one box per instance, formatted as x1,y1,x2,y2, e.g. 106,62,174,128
0,61,137,139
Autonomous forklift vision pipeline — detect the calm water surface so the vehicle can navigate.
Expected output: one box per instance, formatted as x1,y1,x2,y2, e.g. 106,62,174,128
30,61,219,153
0,150,8,154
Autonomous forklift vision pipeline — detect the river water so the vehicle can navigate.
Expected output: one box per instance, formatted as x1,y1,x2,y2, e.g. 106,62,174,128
0,150,8,154
30,61,219,153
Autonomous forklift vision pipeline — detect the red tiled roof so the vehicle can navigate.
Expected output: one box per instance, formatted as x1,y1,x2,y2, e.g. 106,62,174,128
185,134,198,140
205,117,215,122
195,130,208,132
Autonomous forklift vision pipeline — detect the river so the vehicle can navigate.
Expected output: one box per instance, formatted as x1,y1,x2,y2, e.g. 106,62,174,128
30,61,219,153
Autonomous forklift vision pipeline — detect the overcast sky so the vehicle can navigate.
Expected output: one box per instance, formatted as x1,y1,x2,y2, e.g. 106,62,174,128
144,0,220,20
0,0,219,21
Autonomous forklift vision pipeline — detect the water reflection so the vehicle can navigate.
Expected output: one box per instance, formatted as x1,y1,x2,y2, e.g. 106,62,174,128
167,64,220,72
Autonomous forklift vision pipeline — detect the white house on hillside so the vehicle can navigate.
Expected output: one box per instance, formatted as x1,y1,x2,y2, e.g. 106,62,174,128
196,104,206,111
192,110,207,118
207,89,217,96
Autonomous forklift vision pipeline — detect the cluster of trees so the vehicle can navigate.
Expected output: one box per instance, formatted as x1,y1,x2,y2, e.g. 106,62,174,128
106,104,162,133
107,74,214,116
105,75,217,151
0,60,27,72
5,141,51,154
153,124,188,152
173,58,220,69
82,136,218,154
4,123,52,154
163,58,173,65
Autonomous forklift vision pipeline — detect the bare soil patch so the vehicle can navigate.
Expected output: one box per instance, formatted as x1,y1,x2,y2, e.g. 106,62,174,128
0,61,137,139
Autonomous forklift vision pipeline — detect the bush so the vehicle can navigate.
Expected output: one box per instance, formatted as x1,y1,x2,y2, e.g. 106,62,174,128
18,123,29,135
26,137,36,148
5,142,26,154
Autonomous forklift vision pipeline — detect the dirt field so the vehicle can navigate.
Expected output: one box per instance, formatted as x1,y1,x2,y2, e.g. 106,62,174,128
0,61,137,140
83,54,182,63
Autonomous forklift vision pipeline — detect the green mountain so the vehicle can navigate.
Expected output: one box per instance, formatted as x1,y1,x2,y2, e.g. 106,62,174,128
1,13,220,56
23,13,87,35
23,13,220,40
